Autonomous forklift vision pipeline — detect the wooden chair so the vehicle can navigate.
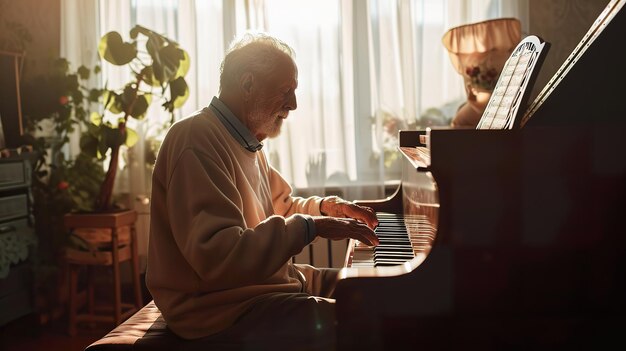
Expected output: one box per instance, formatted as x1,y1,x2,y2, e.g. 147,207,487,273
63,210,142,336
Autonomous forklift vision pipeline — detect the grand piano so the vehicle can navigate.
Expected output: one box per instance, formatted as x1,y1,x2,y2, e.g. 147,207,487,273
335,1,626,349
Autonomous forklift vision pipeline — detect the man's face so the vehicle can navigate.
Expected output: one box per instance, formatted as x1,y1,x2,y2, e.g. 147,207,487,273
247,53,298,140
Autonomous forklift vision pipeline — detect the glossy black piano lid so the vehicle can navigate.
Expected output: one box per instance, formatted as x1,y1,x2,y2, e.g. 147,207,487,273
523,0,626,127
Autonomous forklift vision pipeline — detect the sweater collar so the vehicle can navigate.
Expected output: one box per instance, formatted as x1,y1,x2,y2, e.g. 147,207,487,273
209,96,263,152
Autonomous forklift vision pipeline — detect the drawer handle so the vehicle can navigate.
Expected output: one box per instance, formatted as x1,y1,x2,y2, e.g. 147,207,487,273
0,225,16,234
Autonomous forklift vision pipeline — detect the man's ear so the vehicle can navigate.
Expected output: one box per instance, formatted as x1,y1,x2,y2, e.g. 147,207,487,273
240,72,254,100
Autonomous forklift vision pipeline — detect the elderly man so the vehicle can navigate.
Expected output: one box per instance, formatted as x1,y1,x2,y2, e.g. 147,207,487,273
146,32,379,348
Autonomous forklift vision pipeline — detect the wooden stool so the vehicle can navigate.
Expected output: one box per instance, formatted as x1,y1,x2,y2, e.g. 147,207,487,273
63,210,142,336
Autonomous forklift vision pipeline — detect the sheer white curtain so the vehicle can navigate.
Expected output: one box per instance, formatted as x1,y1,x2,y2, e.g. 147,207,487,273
245,0,527,199
242,0,357,198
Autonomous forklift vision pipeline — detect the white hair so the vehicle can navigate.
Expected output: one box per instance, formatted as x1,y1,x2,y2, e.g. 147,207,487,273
219,31,295,92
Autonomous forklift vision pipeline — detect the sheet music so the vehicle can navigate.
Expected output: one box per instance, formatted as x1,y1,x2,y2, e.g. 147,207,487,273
476,35,549,130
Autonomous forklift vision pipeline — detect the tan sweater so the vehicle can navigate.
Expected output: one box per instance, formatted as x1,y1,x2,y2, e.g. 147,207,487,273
146,107,323,339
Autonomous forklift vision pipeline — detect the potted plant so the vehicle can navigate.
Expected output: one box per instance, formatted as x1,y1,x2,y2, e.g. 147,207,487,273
29,25,191,213
57,26,191,324
90,25,190,211
25,23,190,253
21,25,190,322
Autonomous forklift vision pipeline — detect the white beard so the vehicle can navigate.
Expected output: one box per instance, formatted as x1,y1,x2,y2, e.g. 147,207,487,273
248,103,284,139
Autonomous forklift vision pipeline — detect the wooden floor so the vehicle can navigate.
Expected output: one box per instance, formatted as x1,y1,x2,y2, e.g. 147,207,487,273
0,313,110,351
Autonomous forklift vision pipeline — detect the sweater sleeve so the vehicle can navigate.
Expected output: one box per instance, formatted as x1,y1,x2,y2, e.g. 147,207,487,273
268,163,324,218
165,149,310,290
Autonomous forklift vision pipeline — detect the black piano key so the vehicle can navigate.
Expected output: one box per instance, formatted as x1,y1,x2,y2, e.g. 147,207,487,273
375,253,414,259
375,256,412,262
380,234,407,240
375,252,412,257
375,253,411,258
376,228,407,232
376,232,408,237
377,238,411,244
377,231,408,235
375,243,412,249
375,247,413,253
374,253,414,260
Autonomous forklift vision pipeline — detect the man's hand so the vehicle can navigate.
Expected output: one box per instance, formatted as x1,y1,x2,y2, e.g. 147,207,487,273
320,196,379,229
313,216,379,246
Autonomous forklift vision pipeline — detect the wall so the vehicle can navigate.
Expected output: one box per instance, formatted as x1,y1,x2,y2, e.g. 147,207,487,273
528,0,609,99
0,0,61,80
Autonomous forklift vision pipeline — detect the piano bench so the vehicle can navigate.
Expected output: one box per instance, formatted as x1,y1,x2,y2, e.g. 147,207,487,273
85,301,240,351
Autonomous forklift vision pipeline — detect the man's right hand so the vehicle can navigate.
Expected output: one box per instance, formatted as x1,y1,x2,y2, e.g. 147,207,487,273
312,216,379,246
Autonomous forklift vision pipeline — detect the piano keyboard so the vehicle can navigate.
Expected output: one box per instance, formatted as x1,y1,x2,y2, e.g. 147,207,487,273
350,212,435,267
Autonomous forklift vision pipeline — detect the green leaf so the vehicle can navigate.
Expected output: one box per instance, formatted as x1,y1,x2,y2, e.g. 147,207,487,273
97,132,109,159
79,133,99,158
103,126,126,148
102,90,114,110
88,88,102,103
65,74,79,91
53,58,69,74
125,127,139,147
170,77,189,108
129,26,140,39
146,35,166,59
86,122,101,135
77,65,90,80
152,44,184,84
131,25,161,41
121,83,138,108
140,66,160,87
175,49,190,78
98,31,137,65
71,89,84,105
103,91,123,114
90,112,102,126
130,94,152,119
161,100,174,113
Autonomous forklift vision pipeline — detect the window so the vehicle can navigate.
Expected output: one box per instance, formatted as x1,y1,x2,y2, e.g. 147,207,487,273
62,0,527,199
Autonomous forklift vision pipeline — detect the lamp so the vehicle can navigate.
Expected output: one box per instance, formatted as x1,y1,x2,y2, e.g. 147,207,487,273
442,18,522,128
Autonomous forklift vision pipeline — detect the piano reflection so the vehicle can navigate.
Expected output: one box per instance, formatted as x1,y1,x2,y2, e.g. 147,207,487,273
335,0,626,349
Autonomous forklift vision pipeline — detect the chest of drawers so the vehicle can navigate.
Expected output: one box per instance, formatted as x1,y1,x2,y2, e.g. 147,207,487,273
0,154,35,326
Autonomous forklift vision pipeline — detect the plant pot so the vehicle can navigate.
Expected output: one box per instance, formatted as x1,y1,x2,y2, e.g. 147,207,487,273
63,209,137,263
